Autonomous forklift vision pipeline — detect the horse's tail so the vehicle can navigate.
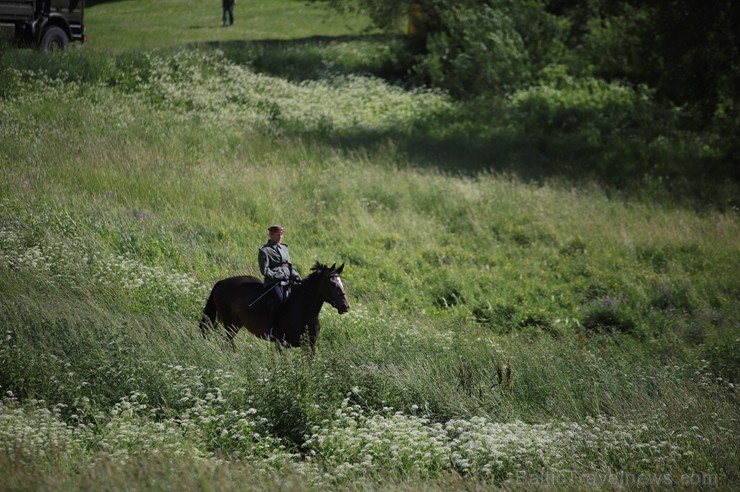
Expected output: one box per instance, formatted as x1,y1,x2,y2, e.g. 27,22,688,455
199,281,221,338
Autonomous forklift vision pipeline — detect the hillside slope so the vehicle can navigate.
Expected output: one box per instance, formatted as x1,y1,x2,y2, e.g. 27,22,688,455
0,1,738,490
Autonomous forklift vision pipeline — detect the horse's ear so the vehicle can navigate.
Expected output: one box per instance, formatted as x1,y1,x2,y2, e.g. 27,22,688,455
330,263,336,271
336,263,344,275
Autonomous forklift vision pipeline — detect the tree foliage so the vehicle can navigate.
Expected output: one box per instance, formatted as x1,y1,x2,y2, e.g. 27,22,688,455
415,0,568,98
570,0,740,124
308,0,738,169
309,0,738,122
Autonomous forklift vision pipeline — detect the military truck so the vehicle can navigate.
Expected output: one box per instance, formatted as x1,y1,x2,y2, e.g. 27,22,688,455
0,0,85,51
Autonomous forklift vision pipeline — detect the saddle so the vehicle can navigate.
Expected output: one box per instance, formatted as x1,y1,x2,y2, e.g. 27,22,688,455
248,282,293,315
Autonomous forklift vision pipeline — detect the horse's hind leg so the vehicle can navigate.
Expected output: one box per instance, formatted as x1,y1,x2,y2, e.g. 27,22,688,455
221,312,240,350
225,325,239,350
199,316,214,339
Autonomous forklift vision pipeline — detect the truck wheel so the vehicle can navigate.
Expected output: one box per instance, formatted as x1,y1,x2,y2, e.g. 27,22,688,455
40,26,69,52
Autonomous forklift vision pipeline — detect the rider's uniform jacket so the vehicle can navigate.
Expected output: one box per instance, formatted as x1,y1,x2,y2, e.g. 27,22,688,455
258,240,301,285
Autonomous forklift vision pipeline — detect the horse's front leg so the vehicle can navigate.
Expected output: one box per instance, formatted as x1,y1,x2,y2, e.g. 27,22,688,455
307,317,320,354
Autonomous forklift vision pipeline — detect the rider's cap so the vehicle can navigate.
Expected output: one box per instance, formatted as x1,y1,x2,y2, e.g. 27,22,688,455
268,225,285,233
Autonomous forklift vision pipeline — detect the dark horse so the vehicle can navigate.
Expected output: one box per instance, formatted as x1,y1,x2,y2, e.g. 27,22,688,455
199,262,349,349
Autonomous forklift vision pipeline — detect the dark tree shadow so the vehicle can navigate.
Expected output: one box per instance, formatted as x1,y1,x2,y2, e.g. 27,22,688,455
200,34,408,82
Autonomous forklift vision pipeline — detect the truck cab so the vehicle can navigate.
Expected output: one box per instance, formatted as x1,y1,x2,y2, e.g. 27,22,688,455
0,0,86,51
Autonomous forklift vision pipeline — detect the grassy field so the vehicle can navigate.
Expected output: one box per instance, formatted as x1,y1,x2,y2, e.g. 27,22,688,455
84,0,375,52
0,1,738,490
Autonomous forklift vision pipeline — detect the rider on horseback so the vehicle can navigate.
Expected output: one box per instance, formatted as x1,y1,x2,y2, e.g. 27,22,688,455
257,225,302,318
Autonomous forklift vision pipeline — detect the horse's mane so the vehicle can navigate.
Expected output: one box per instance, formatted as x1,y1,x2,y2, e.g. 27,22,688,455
302,262,338,284
287,263,333,301
311,262,332,273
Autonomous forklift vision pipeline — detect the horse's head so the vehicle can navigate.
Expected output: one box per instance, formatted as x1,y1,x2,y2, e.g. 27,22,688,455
312,262,350,314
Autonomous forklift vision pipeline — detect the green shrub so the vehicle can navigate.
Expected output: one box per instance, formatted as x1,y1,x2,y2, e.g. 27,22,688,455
582,297,636,335
414,0,567,98
508,74,659,145
650,280,696,312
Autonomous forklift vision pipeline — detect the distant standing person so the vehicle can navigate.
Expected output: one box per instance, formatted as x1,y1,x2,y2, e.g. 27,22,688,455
222,0,235,27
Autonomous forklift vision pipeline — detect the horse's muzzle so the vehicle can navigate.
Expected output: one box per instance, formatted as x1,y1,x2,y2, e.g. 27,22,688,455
337,303,350,314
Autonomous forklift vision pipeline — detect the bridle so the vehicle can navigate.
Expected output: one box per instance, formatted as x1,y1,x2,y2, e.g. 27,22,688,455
325,274,348,310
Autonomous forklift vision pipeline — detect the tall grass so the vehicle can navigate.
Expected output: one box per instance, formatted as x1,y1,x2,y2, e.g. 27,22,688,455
1,3,738,490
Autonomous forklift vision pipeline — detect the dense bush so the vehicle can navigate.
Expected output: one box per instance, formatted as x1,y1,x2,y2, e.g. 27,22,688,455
504,73,724,190
414,0,567,98
312,0,739,188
